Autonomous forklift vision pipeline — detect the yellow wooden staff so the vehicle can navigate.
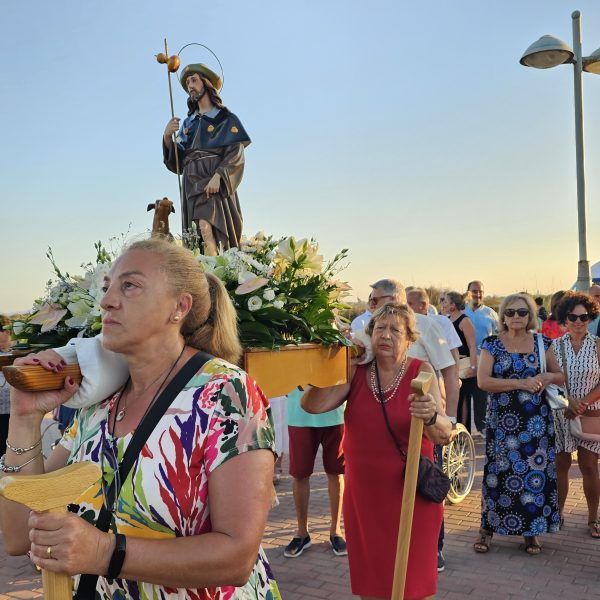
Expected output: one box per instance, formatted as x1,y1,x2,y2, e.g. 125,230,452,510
391,370,434,600
0,463,101,600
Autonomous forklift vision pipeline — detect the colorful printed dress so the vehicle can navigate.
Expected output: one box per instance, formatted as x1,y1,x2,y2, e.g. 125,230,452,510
60,357,280,600
480,334,560,536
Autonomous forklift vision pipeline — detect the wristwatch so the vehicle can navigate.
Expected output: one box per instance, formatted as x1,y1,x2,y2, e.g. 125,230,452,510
425,412,438,426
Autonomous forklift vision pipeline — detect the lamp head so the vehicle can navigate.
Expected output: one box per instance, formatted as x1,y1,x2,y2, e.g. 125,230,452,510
520,35,574,69
583,47,600,74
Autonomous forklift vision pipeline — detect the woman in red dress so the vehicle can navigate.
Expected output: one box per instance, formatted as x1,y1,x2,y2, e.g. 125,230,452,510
302,302,453,599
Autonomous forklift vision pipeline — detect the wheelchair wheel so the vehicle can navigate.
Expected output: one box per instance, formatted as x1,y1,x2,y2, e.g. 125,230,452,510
443,423,476,504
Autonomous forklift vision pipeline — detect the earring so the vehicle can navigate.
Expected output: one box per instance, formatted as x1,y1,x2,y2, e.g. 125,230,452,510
173,315,181,322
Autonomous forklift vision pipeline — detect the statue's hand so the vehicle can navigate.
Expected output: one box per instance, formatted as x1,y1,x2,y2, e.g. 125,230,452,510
204,173,221,196
163,117,180,142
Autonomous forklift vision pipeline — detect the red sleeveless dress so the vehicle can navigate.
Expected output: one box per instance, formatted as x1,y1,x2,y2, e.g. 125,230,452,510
343,359,442,599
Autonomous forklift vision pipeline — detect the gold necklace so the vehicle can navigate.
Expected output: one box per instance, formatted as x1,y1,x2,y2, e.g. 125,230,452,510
114,346,185,423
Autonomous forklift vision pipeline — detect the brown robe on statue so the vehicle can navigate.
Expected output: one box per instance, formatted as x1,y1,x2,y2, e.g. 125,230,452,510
163,108,249,250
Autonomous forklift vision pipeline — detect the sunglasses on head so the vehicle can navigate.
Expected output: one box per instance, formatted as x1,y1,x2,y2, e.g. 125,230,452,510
504,308,529,317
567,313,590,322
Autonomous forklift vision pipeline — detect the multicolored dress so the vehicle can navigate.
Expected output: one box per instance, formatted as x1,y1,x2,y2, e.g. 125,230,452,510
60,357,280,599
480,334,560,536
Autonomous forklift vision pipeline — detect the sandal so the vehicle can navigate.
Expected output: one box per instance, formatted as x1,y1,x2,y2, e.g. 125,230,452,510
474,529,493,553
524,536,542,555
588,520,600,539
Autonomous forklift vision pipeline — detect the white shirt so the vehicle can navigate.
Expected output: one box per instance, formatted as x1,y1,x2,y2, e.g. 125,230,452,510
407,314,455,371
431,314,461,351
351,310,372,333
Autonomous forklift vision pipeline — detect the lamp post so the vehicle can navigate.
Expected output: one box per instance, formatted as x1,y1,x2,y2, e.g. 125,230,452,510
520,10,600,292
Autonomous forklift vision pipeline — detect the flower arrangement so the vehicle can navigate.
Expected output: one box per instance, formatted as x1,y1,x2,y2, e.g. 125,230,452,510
12,232,352,350
10,243,114,347
198,232,352,348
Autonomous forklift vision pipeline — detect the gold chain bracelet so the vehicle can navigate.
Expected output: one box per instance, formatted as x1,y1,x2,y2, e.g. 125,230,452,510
6,438,42,456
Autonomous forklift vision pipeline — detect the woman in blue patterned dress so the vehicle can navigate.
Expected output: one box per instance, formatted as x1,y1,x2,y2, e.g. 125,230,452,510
473,293,564,555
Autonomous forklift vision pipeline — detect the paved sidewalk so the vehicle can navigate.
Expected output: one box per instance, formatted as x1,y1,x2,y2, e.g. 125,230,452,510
2,437,600,599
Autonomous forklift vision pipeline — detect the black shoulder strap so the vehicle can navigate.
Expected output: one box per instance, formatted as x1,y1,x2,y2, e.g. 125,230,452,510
75,351,212,599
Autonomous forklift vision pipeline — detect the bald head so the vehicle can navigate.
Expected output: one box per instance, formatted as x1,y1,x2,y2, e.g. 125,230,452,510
406,288,429,315
590,284,600,304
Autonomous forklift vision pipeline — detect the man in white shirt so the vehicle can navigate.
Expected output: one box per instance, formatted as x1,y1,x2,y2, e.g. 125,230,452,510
368,280,457,418
406,287,460,420
350,293,373,333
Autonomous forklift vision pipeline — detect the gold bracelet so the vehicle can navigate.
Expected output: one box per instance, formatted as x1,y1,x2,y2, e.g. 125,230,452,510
6,438,42,456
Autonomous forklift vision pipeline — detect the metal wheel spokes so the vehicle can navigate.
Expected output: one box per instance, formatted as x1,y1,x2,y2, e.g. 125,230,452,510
443,424,476,504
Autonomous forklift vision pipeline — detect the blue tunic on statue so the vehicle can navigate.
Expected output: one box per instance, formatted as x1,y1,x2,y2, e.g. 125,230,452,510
480,334,560,536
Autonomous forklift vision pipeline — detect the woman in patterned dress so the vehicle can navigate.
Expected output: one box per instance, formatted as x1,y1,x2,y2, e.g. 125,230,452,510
552,291,600,538
474,293,564,555
0,237,280,599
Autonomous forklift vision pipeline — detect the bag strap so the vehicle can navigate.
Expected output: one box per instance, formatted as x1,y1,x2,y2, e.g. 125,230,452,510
374,364,408,461
560,337,570,397
75,350,212,599
537,333,547,373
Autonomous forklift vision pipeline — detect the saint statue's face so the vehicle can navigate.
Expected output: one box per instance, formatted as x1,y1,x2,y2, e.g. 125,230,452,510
186,74,206,102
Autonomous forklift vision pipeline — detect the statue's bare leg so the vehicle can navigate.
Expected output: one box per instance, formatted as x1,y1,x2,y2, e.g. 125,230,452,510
198,219,218,256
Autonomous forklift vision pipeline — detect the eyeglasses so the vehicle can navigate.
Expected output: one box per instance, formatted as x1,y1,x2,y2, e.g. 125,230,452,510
567,313,590,322
369,295,394,307
504,308,529,317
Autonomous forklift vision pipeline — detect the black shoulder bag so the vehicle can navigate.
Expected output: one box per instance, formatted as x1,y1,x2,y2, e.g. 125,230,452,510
375,367,450,504
74,351,213,599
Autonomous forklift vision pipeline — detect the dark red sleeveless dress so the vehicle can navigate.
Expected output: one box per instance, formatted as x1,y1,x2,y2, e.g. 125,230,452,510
343,359,442,599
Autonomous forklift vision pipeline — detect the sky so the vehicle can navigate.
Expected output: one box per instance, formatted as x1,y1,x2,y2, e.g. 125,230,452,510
2,0,600,313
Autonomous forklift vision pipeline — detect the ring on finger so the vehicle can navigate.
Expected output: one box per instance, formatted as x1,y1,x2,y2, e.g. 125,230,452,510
46,545,52,559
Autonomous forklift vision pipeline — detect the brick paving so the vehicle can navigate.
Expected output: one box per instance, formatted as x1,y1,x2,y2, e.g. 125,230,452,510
1,437,599,598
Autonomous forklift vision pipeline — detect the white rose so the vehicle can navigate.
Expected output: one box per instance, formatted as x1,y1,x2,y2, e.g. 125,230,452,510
248,296,263,312
273,300,285,309
263,289,276,301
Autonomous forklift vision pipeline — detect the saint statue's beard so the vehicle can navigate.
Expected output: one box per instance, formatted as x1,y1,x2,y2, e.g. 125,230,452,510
189,88,206,103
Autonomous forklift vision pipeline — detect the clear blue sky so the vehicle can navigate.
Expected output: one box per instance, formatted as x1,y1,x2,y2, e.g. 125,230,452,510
2,0,600,312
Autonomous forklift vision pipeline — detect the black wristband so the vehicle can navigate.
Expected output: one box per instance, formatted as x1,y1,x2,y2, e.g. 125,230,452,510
425,412,438,427
106,533,126,582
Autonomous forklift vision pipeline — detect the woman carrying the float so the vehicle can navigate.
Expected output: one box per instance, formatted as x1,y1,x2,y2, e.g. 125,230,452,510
0,237,280,599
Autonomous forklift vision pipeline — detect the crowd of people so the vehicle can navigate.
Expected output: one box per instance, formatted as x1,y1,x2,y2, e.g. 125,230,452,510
1,256,600,599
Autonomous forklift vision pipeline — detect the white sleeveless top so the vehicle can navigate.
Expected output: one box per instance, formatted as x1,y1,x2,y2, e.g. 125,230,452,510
552,333,600,408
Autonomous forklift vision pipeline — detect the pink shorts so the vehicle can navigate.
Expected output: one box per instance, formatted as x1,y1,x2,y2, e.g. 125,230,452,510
288,424,345,479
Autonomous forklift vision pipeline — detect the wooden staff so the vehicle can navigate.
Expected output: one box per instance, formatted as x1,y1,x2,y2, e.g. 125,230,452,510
0,462,102,600
391,370,434,600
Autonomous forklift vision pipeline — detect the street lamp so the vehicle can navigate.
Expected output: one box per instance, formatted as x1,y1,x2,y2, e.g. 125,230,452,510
521,11,600,292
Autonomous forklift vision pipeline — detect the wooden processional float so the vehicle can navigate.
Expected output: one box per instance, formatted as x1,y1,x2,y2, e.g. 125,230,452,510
2,343,350,398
